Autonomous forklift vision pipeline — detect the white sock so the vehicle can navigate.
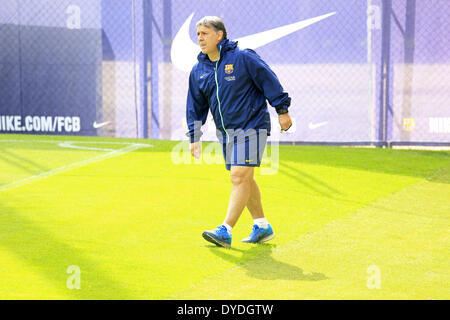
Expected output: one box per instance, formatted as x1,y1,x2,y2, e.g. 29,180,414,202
254,217,268,229
222,222,232,233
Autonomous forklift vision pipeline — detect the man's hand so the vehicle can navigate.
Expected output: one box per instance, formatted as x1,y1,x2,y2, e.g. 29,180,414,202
278,113,292,131
190,141,201,159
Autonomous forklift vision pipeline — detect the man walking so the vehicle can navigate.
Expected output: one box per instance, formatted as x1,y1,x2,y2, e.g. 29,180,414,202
186,16,292,248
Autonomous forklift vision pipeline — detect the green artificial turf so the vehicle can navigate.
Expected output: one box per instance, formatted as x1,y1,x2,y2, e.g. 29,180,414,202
0,134,448,299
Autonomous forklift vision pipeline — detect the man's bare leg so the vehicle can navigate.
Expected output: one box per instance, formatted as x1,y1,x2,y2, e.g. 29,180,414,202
223,166,254,228
241,174,274,243
246,178,265,219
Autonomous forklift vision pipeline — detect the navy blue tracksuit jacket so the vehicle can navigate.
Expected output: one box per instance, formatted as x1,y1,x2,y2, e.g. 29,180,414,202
186,38,291,143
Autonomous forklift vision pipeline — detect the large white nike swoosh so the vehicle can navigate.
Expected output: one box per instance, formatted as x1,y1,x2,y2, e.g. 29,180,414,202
171,12,336,72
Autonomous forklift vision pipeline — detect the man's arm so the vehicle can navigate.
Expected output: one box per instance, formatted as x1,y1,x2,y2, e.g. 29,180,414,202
242,49,291,110
186,70,209,153
241,49,292,130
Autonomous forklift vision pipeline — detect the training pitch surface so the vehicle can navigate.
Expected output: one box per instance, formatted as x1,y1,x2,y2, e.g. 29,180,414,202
0,134,448,299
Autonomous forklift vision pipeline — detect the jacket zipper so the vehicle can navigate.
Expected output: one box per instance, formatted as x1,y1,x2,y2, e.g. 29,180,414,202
214,45,229,143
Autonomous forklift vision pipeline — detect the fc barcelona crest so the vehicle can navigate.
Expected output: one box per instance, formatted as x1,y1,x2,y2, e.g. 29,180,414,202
224,64,234,74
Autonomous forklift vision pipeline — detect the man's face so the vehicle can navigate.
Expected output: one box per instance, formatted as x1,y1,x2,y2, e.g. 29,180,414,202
197,25,223,55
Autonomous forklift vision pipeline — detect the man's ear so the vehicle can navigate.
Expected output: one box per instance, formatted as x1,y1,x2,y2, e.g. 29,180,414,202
217,30,224,41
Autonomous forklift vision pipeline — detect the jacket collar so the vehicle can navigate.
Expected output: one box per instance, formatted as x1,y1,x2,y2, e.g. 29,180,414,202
197,38,238,64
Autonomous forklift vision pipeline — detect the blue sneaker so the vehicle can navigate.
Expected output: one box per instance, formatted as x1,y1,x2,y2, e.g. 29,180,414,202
202,225,232,248
242,224,275,243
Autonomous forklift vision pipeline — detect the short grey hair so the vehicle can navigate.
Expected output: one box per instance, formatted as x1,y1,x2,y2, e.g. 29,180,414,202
195,16,227,39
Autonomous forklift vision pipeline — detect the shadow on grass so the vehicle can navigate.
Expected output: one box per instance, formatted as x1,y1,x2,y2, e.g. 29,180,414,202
0,202,135,299
426,165,450,184
0,148,50,174
278,161,343,198
207,244,327,281
278,145,450,184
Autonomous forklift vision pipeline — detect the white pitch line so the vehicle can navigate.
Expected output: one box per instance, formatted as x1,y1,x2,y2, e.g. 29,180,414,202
0,139,152,145
0,141,152,192
58,141,118,152
57,141,153,152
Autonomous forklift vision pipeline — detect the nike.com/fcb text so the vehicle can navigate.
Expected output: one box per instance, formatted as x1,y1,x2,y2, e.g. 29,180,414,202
0,115,81,133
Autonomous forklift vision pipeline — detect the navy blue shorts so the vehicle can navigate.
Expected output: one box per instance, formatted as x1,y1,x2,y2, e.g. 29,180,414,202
221,130,267,171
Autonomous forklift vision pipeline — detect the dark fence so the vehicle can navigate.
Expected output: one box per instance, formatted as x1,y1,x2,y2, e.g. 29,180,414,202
0,0,448,145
